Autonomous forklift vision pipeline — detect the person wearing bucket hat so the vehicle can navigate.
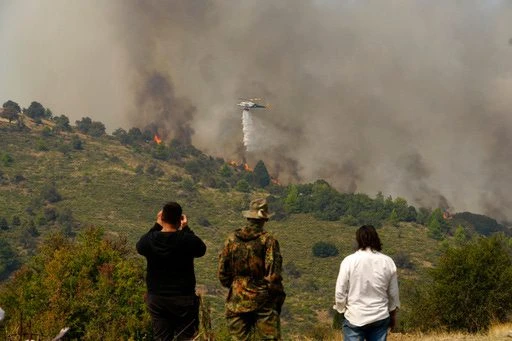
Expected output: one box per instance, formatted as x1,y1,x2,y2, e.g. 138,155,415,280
218,198,285,340
242,197,274,220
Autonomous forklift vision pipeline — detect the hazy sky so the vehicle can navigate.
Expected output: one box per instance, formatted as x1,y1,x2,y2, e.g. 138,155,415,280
1,1,512,221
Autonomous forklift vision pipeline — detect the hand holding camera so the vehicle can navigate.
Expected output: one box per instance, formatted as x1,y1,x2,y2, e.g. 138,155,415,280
156,210,163,226
180,214,188,230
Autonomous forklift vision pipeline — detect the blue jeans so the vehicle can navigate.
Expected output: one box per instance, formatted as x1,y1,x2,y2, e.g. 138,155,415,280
343,316,390,341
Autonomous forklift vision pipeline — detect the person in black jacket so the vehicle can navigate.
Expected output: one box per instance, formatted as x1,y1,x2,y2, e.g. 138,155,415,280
137,202,207,341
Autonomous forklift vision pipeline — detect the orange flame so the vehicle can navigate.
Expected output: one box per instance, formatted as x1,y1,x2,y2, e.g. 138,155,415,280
228,160,253,172
154,134,162,144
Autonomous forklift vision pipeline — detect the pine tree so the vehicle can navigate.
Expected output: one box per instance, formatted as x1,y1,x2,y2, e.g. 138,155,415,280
388,209,399,227
253,160,271,187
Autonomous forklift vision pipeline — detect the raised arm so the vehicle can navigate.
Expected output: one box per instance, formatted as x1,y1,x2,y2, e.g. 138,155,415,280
136,223,162,256
181,225,207,257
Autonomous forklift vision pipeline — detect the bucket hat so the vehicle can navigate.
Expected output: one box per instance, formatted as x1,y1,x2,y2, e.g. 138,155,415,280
242,198,273,220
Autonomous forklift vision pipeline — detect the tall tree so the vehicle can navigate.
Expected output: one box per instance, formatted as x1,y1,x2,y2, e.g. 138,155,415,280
53,115,72,132
428,208,449,239
284,185,300,213
24,101,46,120
2,100,21,114
1,100,21,123
253,160,271,187
76,117,93,133
76,117,105,137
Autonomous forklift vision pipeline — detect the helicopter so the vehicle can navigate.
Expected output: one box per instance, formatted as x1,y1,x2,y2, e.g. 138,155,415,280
237,98,267,110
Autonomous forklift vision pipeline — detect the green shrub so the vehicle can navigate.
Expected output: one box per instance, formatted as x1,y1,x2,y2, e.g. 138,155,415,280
0,217,8,230
283,261,301,279
197,216,211,227
1,153,13,166
235,179,251,193
341,215,358,226
312,241,339,258
24,220,39,237
145,163,164,177
71,135,83,150
36,138,49,151
11,215,21,227
392,251,414,270
11,174,25,184
0,228,150,339
40,184,62,203
57,142,72,154
409,234,512,333
135,164,144,175
152,144,174,161
41,126,53,137
181,178,196,192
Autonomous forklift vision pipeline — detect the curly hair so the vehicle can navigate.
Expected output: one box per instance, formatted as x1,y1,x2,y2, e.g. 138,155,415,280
356,225,382,251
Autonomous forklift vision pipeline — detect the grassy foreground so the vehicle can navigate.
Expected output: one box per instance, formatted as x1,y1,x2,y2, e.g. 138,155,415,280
294,323,512,340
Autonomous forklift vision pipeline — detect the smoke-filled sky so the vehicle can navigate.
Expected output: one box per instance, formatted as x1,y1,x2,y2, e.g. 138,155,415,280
1,1,512,220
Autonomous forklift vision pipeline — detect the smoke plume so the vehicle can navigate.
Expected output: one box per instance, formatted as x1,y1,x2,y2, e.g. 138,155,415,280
2,1,512,220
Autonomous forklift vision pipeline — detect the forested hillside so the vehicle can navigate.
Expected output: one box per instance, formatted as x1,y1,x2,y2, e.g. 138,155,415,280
1,101,512,340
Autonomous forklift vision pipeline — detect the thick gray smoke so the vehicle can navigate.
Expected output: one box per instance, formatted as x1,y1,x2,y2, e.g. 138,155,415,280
2,1,512,220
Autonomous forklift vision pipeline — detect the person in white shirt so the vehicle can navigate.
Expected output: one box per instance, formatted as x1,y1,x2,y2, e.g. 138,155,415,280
334,225,400,341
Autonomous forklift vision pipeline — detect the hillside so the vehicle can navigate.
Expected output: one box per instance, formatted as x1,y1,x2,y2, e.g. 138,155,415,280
0,114,510,339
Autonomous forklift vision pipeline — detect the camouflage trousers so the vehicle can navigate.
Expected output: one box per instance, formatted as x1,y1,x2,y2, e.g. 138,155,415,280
226,303,281,341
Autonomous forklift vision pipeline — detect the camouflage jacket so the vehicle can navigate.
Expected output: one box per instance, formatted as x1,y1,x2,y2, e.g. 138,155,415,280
218,220,285,313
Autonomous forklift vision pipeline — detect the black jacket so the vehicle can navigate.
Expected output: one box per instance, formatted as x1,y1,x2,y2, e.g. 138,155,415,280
136,224,206,296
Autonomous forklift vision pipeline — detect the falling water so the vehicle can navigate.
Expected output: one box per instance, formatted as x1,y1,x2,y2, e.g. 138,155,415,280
242,109,255,151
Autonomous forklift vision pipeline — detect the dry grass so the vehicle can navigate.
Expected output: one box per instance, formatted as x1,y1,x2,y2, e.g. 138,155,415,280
286,323,512,341
385,323,512,340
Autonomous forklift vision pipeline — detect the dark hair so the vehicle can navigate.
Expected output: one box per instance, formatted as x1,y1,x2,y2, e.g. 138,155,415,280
162,202,182,225
356,225,382,251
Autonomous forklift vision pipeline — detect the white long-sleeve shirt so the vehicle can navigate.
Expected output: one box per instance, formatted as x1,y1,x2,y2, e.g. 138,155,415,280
334,248,400,326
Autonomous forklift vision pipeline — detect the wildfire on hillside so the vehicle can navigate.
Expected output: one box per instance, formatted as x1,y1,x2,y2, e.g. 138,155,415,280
228,160,281,185
271,178,280,185
153,134,162,145
229,160,255,173
229,160,253,172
